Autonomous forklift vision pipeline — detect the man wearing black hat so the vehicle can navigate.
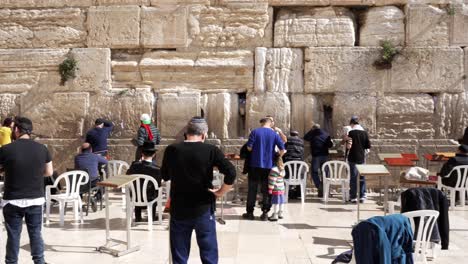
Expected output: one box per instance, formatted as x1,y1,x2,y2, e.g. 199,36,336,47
439,144,468,187
126,140,162,222
0,117,53,264
85,118,114,157
161,117,236,264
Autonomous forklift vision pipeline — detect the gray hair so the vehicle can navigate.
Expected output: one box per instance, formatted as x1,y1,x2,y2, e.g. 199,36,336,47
186,117,208,136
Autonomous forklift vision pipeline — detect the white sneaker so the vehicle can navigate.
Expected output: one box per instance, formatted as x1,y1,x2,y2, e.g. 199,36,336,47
278,211,283,219
350,198,358,203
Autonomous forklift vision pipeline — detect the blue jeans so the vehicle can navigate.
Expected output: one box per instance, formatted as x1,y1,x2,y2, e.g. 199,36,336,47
3,204,45,264
170,209,218,264
349,162,366,199
311,156,329,189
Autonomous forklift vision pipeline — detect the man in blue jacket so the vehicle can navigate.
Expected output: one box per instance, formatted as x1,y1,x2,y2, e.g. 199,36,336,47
85,118,113,157
304,124,333,197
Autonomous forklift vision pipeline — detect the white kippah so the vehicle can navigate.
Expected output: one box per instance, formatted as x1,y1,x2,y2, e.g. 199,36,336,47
140,113,151,121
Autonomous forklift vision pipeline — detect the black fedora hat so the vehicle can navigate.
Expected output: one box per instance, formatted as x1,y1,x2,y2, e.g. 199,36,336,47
142,140,156,152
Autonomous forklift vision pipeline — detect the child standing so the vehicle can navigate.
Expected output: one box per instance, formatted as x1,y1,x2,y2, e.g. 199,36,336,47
268,155,285,221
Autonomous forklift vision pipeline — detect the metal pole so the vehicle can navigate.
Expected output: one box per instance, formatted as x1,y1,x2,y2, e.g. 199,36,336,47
126,185,131,250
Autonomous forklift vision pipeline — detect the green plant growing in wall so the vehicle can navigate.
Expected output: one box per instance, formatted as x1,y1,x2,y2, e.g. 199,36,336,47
374,40,399,70
446,5,455,16
59,57,78,85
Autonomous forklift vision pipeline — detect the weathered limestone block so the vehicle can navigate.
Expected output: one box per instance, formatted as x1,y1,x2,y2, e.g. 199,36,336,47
274,7,356,47
112,54,143,87
68,48,111,92
360,6,405,46
141,6,188,48
188,4,272,49
374,0,408,5
151,0,209,4
0,49,68,93
269,0,329,5
408,0,452,3
0,8,86,48
108,139,138,165
255,47,303,93
0,94,20,118
87,88,155,138
390,48,464,93
204,93,239,139
291,94,320,136
38,139,81,173
305,48,383,94
0,0,93,8
453,4,468,46
377,94,435,139
87,6,140,48
157,91,201,138
140,50,253,92
97,0,150,5
333,94,376,137
406,4,450,46
331,0,374,4
434,93,467,139
245,92,290,135
22,92,89,138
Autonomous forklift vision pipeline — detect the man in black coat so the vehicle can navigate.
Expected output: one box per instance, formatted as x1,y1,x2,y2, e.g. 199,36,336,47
126,140,162,222
439,144,468,187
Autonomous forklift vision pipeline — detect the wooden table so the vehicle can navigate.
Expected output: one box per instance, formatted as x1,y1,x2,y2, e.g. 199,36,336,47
356,165,391,223
399,175,437,187
378,153,402,162
97,175,139,257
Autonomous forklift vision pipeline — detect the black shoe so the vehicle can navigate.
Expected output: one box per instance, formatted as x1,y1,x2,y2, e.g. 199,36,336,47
91,198,98,212
242,212,254,220
260,212,268,221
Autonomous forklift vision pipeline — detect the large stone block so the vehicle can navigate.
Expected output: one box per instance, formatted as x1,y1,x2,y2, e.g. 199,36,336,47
434,93,467,139
269,0,329,5
390,48,464,93
97,0,150,5
204,93,239,139
332,93,376,137
291,94,320,136
0,0,93,8
140,50,254,92
0,8,86,48
151,0,209,4
245,92,290,135
452,4,468,46
377,94,435,139
157,91,201,138
360,6,405,46
87,88,155,138
108,139,138,165
87,6,140,48
305,47,383,94
255,47,303,93
22,92,89,138
38,139,81,173
187,4,272,49
0,94,20,118
406,4,450,46
111,54,143,88
274,7,356,48
68,48,111,92
141,6,188,48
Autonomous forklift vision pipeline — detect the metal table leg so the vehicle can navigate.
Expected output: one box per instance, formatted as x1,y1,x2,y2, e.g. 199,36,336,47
356,172,360,224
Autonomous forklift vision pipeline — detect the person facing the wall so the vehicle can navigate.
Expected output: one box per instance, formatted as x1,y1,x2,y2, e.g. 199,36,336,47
0,117,14,147
135,113,161,162
85,118,113,157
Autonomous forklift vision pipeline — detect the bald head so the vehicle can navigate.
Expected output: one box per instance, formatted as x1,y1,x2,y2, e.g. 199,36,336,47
81,142,92,153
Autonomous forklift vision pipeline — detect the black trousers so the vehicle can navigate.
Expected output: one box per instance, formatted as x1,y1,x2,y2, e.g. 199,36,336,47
246,167,271,213
135,203,158,221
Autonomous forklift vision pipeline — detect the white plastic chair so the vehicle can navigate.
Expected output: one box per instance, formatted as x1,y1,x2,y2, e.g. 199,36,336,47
45,170,89,226
284,161,309,204
322,161,350,203
107,160,130,207
437,165,468,210
128,174,162,230
402,210,440,264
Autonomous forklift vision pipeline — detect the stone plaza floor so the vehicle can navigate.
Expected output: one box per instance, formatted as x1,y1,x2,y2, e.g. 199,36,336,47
2,193,468,264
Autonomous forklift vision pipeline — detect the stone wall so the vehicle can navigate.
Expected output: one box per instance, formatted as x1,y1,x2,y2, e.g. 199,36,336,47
0,0,466,183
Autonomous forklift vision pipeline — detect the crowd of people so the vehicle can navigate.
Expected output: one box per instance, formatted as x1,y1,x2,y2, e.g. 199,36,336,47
0,113,467,264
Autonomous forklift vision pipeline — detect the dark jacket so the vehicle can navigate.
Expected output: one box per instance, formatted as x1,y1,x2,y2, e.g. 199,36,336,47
463,127,468,145
401,188,450,250
240,143,251,175
283,136,304,162
347,129,371,164
126,160,162,202
439,153,468,187
86,120,113,153
74,151,108,181
352,214,414,264
304,128,333,157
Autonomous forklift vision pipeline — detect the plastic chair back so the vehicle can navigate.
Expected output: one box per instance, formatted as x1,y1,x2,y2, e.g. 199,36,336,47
128,174,160,207
107,160,129,179
402,210,439,263
284,161,309,184
322,161,350,182
447,165,468,189
55,170,89,197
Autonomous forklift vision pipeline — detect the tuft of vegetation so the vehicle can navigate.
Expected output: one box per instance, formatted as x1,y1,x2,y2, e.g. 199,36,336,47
58,57,78,85
118,89,129,96
374,40,399,70
446,5,455,16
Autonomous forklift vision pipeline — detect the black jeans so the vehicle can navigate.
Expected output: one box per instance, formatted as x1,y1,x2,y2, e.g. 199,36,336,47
3,204,45,264
246,167,271,214
135,203,157,221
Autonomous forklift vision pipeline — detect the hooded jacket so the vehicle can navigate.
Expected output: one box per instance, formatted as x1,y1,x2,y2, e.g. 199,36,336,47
304,128,333,157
